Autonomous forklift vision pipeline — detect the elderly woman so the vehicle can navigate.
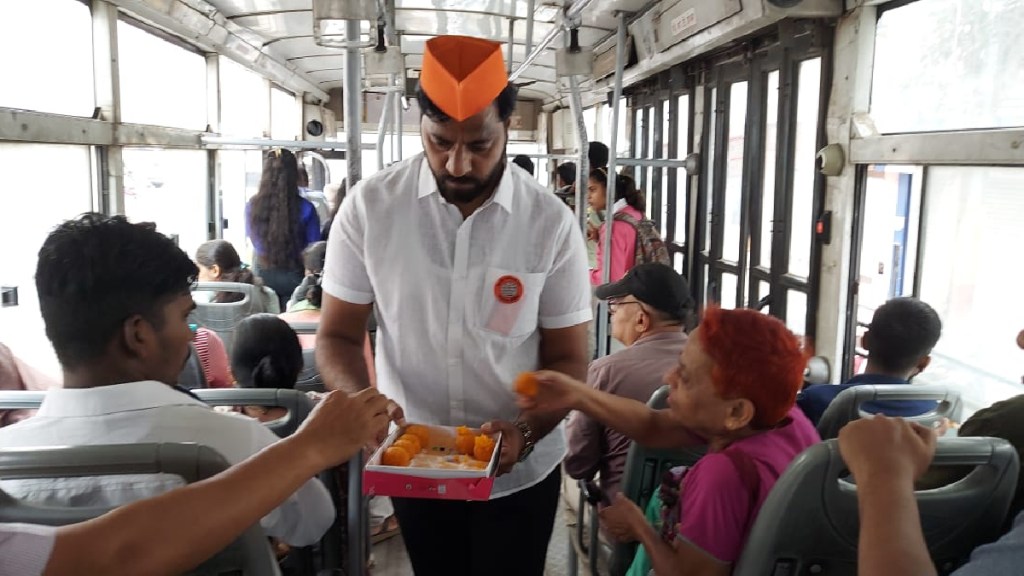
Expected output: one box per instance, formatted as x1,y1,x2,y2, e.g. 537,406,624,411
519,307,819,576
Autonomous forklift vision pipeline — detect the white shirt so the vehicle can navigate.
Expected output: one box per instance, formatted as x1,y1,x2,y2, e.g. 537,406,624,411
0,381,333,546
323,154,592,498
0,523,54,576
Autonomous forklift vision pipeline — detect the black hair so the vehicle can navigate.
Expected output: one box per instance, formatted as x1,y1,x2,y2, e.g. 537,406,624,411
416,82,519,123
512,155,535,176
866,297,942,373
231,314,303,389
588,142,609,169
301,241,328,308
589,168,645,212
322,179,347,241
35,213,198,369
195,240,261,304
248,148,302,270
556,162,577,187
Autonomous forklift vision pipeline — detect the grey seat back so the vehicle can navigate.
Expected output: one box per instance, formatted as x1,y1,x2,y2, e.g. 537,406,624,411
608,386,706,576
0,443,277,576
817,384,962,440
191,282,270,352
193,388,313,438
732,437,1019,576
0,390,46,412
286,322,324,393
178,344,209,390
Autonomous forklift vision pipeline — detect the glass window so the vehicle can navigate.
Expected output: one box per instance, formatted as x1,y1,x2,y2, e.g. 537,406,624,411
660,99,670,235
722,81,747,263
759,281,771,311
786,290,807,337
219,150,264,255
916,166,1024,415
123,149,209,260
270,88,301,141
760,70,780,268
0,0,93,116
220,57,268,138
0,144,93,376
118,21,207,129
675,94,690,244
720,273,738,309
872,0,1024,133
583,107,598,144
789,58,821,279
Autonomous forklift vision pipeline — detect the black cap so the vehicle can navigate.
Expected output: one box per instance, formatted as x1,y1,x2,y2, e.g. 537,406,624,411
595,263,694,321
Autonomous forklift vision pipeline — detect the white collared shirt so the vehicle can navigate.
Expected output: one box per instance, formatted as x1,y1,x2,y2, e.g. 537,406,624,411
323,154,592,498
0,381,334,547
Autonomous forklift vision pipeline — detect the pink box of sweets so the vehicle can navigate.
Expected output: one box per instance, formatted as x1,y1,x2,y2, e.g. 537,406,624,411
363,424,502,501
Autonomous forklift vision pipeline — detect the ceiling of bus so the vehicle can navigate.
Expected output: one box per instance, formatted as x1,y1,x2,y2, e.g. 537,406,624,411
202,0,621,101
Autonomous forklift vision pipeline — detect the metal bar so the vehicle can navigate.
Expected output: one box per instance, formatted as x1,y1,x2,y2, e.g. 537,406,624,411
596,13,627,360
508,0,596,82
507,18,516,75
376,90,394,171
849,129,1024,166
201,135,363,150
345,19,364,188
567,75,589,234
525,0,535,57
346,453,365,576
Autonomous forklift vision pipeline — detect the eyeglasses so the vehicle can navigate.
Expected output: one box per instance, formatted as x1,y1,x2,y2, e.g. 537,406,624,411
608,299,646,315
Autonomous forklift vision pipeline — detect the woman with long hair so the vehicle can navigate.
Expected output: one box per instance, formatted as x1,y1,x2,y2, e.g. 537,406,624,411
246,148,321,309
195,240,262,302
587,168,645,285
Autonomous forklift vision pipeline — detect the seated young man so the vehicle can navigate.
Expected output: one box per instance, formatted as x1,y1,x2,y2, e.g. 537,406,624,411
798,297,942,425
0,214,333,547
565,263,693,500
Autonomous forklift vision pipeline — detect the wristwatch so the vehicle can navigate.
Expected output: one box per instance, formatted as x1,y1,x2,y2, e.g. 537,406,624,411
514,419,536,462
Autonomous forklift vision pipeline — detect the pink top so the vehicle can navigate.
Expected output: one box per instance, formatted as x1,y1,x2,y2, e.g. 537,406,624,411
278,310,376,388
193,328,234,388
675,406,819,562
0,343,60,426
590,204,642,286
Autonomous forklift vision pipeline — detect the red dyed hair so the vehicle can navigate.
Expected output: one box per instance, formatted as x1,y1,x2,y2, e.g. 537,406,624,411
698,306,806,428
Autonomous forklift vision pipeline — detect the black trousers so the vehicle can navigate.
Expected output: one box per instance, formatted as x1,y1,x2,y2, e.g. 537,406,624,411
391,467,561,576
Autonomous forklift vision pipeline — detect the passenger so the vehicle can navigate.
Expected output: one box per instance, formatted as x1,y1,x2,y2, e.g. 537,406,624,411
512,154,535,176
321,179,347,241
0,388,390,576
588,168,644,285
194,239,278,312
589,141,610,170
285,241,327,313
518,307,819,576
839,415,1024,576
554,161,577,207
565,264,693,501
0,213,334,547
191,327,233,388
317,35,591,576
297,164,330,225
230,314,303,423
0,342,59,426
798,297,942,425
246,148,322,311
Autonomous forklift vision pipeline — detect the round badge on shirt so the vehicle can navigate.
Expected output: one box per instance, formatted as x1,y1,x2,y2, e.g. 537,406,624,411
494,275,524,304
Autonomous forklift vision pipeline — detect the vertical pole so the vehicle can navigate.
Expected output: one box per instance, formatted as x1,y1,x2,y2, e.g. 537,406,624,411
596,13,626,360
567,76,589,234
345,20,363,188
91,0,124,215
507,19,516,75
394,85,403,162
525,0,535,57
206,54,222,239
376,91,394,171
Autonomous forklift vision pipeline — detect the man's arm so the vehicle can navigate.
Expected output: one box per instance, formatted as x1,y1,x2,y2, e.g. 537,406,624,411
521,323,589,443
317,293,374,394
43,389,391,576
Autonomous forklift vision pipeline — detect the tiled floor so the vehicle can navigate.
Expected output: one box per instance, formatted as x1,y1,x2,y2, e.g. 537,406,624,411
369,497,577,576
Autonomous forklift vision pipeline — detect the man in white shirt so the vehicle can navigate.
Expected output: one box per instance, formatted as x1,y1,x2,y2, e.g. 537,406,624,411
0,214,334,547
317,35,592,575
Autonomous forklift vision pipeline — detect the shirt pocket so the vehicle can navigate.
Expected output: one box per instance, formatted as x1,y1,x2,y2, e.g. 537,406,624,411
478,267,546,338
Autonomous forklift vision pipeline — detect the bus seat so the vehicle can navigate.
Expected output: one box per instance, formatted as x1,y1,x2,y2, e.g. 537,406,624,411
178,344,209,390
817,384,963,440
285,322,324,393
193,388,313,439
0,443,278,576
732,437,1019,576
569,385,706,576
190,282,274,352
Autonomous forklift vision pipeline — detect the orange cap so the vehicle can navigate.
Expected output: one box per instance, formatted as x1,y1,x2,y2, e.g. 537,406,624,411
420,35,508,122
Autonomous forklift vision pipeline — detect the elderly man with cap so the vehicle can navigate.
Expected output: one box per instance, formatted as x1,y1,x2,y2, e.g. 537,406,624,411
316,35,591,575
565,263,693,501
